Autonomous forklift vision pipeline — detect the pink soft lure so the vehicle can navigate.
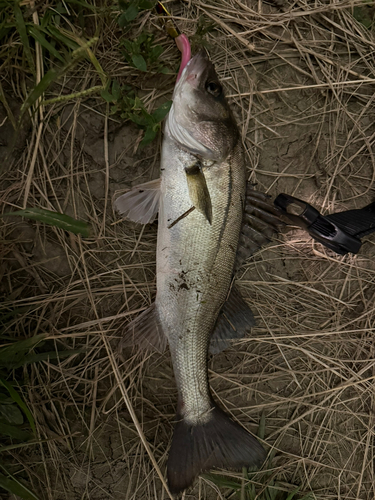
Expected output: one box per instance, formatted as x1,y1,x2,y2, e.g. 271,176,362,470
175,34,191,81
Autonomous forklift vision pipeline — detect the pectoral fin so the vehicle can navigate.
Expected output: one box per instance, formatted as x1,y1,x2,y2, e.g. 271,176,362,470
114,178,161,225
209,286,256,354
185,161,212,224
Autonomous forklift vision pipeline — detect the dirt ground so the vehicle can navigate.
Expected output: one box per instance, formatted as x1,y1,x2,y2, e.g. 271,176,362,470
1,0,375,499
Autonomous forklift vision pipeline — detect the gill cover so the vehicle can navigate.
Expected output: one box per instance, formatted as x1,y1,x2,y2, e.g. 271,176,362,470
166,51,239,161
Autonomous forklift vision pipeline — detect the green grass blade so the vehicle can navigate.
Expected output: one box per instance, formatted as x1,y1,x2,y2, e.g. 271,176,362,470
0,334,46,362
14,349,84,368
0,25,11,44
61,0,98,10
0,379,35,434
298,493,314,500
84,47,106,86
201,474,241,490
265,481,278,500
0,439,40,453
14,2,35,75
18,36,100,119
0,471,39,500
284,488,300,500
28,26,65,63
3,208,91,236
47,26,80,51
101,88,115,103
139,0,157,8
0,403,24,425
20,69,59,116
0,422,33,441
0,81,17,129
257,410,266,440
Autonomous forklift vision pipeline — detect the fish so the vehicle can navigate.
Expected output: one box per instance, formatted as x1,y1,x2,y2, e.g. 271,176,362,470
115,50,283,495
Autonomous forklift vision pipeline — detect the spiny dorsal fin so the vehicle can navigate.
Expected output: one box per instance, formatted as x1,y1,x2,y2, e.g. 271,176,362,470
114,178,161,225
235,188,284,270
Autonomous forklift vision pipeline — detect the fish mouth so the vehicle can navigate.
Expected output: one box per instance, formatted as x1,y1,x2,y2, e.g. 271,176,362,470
183,50,210,88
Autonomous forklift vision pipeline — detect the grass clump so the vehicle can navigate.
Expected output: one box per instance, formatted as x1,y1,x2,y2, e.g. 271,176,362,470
0,326,82,499
102,79,172,146
121,31,167,73
0,320,42,499
118,0,157,29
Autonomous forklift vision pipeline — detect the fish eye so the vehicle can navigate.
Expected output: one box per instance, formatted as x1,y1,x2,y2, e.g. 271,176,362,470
205,81,222,97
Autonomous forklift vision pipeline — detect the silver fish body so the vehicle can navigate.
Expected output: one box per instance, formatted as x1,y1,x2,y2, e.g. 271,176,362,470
115,51,267,495
156,137,246,425
159,52,266,494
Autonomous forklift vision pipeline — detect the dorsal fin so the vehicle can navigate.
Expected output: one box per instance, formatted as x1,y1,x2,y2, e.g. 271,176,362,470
235,188,284,270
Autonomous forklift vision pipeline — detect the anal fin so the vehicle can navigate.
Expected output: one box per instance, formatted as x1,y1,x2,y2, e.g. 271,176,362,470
209,286,256,354
118,303,167,353
114,178,161,225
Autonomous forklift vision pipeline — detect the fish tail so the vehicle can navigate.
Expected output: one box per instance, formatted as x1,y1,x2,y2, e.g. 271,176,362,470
167,404,266,495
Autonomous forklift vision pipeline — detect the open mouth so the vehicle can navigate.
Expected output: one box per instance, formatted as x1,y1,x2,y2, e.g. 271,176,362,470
179,50,209,88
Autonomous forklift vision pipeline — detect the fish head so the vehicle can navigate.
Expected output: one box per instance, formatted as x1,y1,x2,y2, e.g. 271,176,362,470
167,50,239,161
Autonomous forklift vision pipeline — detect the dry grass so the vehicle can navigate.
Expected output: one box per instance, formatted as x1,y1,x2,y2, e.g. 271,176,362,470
1,0,375,499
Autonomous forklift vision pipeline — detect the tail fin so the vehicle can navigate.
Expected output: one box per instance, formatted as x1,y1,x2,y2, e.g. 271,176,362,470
167,405,266,495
